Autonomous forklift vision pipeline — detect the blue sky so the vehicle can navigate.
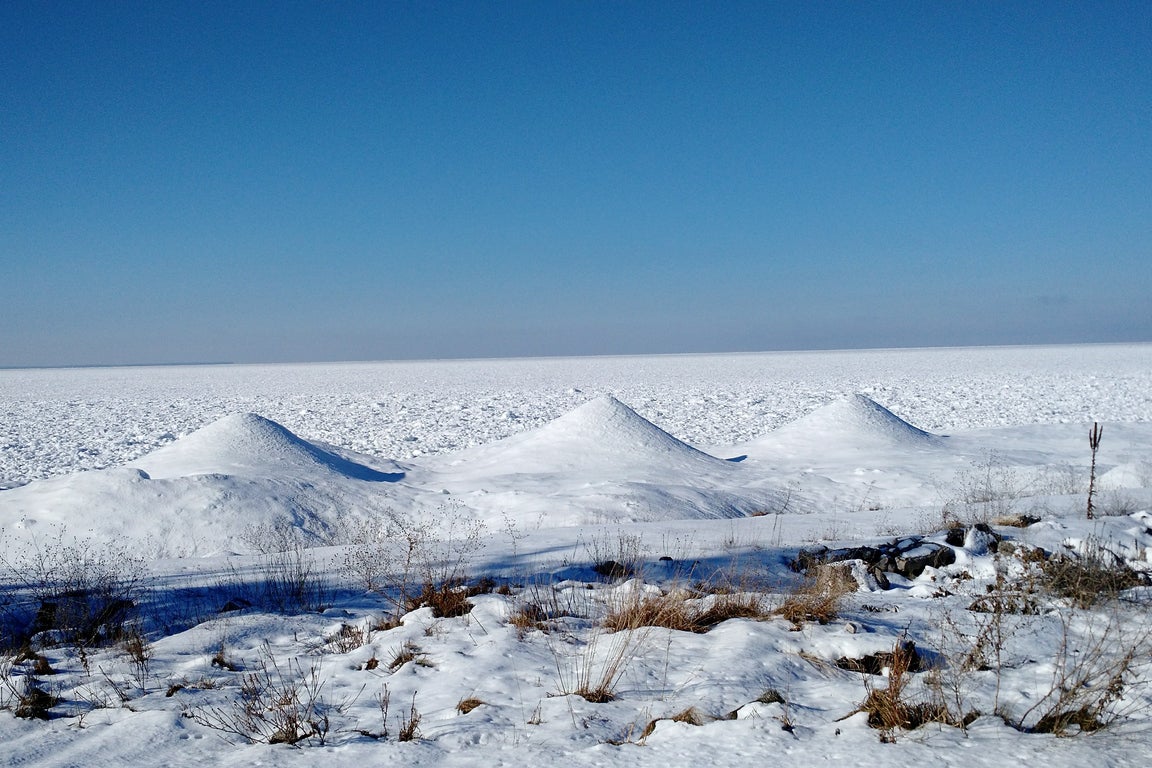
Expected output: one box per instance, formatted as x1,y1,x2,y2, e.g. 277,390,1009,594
2,1,1149,366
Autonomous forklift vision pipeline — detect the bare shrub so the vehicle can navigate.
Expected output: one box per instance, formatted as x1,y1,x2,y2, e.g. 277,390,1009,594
338,505,486,619
1097,490,1142,518
945,451,1032,524
1005,608,1152,735
260,540,330,614
1036,462,1085,496
582,530,646,582
0,529,147,648
122,624,152,693
191,644,332,745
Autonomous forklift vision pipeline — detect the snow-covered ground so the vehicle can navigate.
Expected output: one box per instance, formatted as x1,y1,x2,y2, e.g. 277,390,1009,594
2,344,1152,767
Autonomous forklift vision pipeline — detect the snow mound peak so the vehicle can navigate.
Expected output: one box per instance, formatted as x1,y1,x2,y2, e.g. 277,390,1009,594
526,394,720,462
761,394,942,452
442,395,725,475
132,413,395,481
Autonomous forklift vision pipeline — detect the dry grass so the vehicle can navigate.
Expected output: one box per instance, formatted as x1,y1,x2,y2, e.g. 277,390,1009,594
639,706,711,740
397,692,421,741
321,623,367,654
849,639,955,740
777,564,857,628
603,590,768,634
388,641,431,671
404,583,473,618
1039,553,1144,608
456,696,485,715
508,602,551,637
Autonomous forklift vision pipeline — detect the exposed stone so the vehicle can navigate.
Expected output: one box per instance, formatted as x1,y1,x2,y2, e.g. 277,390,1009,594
835,640,922,675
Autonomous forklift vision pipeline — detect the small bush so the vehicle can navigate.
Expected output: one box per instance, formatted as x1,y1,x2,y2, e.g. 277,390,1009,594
1,529,147,648
1004,609,1152,735
583,531,646,582
14,681,57,720
259,542,330,614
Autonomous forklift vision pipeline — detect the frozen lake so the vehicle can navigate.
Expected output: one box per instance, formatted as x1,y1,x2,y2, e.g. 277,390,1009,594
3,343,1150,487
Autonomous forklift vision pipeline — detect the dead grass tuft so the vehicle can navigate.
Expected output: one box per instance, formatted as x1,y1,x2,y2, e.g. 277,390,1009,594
777,564,856,628
405,583,473,618
848,639,957,740
603,590,768,634
388,641,431,671
1039,553,1144,608
456,696,485,715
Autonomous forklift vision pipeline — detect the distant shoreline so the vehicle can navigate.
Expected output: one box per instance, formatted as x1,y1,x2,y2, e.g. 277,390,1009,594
3,339,1151,373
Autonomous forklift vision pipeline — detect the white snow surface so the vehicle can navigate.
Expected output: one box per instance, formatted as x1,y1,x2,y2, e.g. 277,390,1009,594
1,344,1152,767
3,343,1150,487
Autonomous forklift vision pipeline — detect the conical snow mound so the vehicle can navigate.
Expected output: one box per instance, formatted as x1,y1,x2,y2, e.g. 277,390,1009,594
533,395,717,461
759,394,941,452
132,413,394,480
442,395,726,475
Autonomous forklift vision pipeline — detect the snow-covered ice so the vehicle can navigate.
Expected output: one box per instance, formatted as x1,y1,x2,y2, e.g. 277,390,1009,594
1,344,1151,767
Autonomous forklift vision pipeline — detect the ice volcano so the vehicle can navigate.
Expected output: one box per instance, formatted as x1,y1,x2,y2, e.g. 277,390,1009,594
435,395,728,476
745,394,944,457
0,414,407,556
720,394,948,511
131,413,401,482
421,395,793,525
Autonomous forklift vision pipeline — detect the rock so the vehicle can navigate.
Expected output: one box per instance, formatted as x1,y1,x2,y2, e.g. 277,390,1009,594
964,524,1001,555
218,597,252,613
893,544,955,579
945,527,966,547
592,560,630,580
795,535,957,582
868,565,891,590
835,640,922,675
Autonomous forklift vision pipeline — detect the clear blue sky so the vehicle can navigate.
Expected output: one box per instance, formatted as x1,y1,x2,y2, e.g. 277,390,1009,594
2,1,1149,366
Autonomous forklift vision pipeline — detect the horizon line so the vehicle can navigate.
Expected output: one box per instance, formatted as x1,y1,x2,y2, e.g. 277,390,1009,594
3,338,1150,373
